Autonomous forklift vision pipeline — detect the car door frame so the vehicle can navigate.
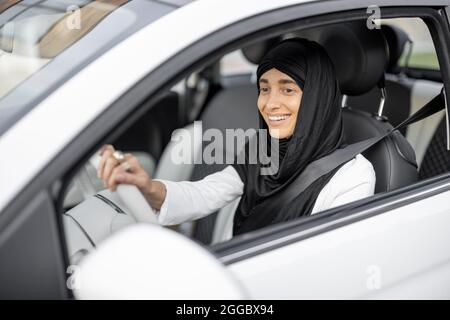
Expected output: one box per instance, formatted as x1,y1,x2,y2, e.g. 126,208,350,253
69,2,450,262
1,0,450,298
212,5,450,263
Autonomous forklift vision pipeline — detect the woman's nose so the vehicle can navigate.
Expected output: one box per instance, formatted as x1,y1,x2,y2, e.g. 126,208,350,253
265,92,282,110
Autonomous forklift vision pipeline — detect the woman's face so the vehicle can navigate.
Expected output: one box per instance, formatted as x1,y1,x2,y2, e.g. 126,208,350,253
257,68,303,139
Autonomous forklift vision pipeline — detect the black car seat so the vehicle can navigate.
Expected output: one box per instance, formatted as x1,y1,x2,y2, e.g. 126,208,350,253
346,24,444,167
347,25,414,134
188,85,259,243
114,91,181,162
318,21,418,193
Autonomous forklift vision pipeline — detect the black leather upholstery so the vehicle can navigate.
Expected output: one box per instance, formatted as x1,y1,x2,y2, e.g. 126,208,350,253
348,75,413,134
382,24,411,74
343,108,418,192
318,21,388,96
318,21,418,192
346,23,413,133
241,36,283,65
114,92,180,161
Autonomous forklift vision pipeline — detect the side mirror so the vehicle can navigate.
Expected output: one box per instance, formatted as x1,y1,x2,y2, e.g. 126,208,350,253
73,224,247,299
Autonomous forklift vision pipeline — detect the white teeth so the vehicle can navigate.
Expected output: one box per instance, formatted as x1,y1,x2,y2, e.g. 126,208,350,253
268,115,290,121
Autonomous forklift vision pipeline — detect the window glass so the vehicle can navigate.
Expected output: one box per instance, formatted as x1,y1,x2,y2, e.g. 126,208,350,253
383,18,439,70
220,49,256,76
0,0,175,135
0,0,131,99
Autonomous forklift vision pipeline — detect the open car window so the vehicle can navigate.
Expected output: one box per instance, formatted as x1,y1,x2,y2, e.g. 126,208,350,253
60,12,450,268
385,18,440,71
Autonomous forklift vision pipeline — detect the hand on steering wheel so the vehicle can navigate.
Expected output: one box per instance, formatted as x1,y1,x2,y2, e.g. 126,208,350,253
98,145,152,194
96,145,159,224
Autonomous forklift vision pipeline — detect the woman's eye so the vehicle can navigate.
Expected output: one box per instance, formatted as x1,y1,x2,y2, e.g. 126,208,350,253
283,88,295,94
260,87,269,93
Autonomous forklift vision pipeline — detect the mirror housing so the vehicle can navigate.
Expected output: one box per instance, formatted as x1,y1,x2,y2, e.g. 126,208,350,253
73,224,247,299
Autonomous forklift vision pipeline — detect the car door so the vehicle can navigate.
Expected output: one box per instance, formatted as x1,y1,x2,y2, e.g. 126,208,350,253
223,185,450,299
212,5,450,299
214,11,450,300
0,191,68,299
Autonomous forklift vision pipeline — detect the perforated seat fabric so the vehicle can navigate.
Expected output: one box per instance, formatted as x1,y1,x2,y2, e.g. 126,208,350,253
419,118,450,179
405,80,444,166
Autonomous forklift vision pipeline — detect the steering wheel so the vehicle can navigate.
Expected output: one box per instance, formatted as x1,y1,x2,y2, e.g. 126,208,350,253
63,155,159,265
89,154,159,224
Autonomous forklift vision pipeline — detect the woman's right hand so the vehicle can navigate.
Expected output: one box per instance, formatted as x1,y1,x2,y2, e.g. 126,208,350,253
97,145,166,210
97,144,151,193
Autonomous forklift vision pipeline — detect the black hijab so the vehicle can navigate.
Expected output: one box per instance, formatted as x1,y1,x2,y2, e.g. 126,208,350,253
232,38,346,236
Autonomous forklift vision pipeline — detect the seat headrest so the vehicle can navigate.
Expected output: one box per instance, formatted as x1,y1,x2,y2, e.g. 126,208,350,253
241,36,282,65
318,21,388,96
381,24,411,73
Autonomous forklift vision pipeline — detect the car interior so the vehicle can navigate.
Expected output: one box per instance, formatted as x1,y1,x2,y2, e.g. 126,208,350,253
61,16,450,265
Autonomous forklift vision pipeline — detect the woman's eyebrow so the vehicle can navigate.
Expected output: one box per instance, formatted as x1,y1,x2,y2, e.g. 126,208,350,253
259,78,296,84
279,79,296,85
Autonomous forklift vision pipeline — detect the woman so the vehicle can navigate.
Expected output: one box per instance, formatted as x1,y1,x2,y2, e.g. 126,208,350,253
98,38,376,239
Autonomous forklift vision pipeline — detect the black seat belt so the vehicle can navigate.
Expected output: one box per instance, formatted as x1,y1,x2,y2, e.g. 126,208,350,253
269,88,446,209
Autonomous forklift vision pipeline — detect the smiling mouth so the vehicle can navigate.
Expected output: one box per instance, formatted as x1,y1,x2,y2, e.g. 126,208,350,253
267,114,291,126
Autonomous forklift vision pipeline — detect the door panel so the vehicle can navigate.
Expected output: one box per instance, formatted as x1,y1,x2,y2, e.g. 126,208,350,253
0,192,68,299
228,189,450,299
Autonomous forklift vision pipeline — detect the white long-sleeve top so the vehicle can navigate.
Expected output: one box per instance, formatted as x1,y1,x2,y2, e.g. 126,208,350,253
153,154,376,242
